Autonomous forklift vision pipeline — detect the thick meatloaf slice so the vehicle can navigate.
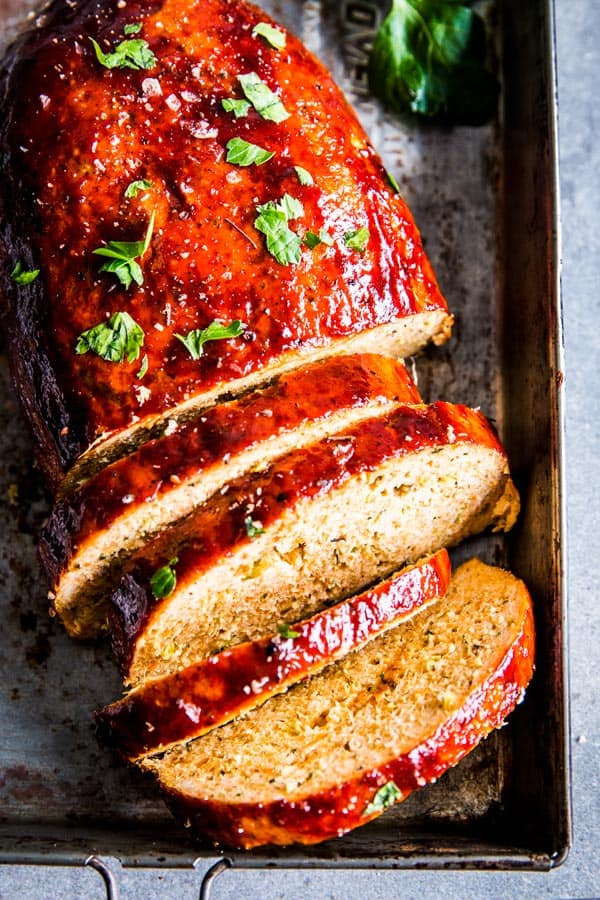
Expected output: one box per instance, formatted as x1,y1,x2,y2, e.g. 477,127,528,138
96,550,451,760
0,0,452,493
142,560,535,849
41,355,421,639
108,401,519,687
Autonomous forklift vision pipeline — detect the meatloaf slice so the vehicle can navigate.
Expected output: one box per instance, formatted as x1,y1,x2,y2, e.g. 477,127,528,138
108,401,519,687
143,560,535,849
42,354,420,639
95,550,451,760
0,0,451,493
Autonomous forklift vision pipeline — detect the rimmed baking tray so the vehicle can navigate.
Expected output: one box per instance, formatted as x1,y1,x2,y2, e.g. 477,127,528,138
0,0,568,878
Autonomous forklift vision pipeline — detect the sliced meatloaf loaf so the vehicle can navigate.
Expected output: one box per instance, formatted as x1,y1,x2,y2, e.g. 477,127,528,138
0,0,452,493
108,401,519,687
41,354,421,639
95,550,451,759
143,559,535,848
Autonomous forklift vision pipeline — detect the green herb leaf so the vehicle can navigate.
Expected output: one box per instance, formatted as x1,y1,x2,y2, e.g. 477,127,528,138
363,781,401,817
255,194,304,265
125,178,152,198
221,98,251,118
76,311,145,363
386,170,400,193
294,165,314,186
304,227,333,249
344,226,370,252
368,0,498,125
237,72,290,123
93,211,155,289
226,137,275,167
277,623,300,639
244,515,265,539
123,22,143,35
150,557,178,599
175,319,244,360
137,353,148,379
252,22,287,51
10,261,40,285
89,36,156,71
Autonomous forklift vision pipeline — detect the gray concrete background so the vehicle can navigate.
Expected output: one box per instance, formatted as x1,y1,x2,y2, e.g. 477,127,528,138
1,0,598,896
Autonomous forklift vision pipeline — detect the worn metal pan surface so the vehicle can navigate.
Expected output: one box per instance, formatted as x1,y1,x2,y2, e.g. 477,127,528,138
0,0,568,873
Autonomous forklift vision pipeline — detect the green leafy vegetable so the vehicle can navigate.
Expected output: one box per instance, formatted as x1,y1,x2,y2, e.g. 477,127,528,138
255,194,304,265
277,623,300,639
150,557,178,599
89,36,156,70
221,98,251,118
244,516,265,539
344,226,370,252
92,211,155,289
226,137,275,167
10,261,39,285
125,179,152,198
386,170,400,193
123,23,143,35
363,781,401,817
176,319,244,360
304,228,333,249
368,0,498,125
137,353,148,379
237,72,290,123
252,22,287,51
76,311,145,363
294,165,314,186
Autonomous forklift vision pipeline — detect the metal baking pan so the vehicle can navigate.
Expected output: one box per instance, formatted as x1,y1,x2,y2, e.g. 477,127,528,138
0,0,568,881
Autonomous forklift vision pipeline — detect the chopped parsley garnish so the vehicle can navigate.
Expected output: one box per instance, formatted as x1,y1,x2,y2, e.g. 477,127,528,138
237,72,290,123
244,516,265,539
226,137,274,167
137,353,149,379
344,226,370,253
125,178,152,198
386,170,400,193
89,36,156,71
277,623,300,639
255,194,304,265
175,319,244,360
252,22,287,50
123,23,143,35
294,166,314,186
150,558,178,599
304,228,333,249
363,781,401,817
221,98,251,118
76,311,144,363
10,261,39,285
92,211,155,289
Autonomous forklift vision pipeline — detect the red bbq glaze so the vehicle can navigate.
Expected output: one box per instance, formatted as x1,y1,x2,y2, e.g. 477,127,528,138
109,400,508,675
160,601,534,848
41,354,421,591
0,0,449,488
96,550,451,759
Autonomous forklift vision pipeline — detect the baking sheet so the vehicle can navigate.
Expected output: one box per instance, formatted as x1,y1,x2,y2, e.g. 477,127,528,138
0,0,568,870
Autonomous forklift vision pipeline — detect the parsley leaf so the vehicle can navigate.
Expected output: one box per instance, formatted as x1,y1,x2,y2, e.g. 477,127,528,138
221,98,251,118
175,319,244,360
255,194,304,265
237,72,290,123
125,178,152,198
226,137,275,167
386,170,400,193
277,622,300,639
344,226,370,252
123,23,143,35
363,781,401,817
304,228,333,249
89,36,157,71
11,261,39,285
150,557,178,599
137,353,149,379
368,0,498,125
76,311,145,363
252,22,287,51
294,165,314,186
93,211,155,289
244,516,265,539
